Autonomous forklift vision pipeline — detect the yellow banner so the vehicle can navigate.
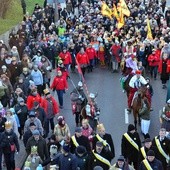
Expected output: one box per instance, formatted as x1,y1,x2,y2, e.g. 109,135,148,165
112,4,119,20
101,2,113,20
146,18,153,40
117,0,130,17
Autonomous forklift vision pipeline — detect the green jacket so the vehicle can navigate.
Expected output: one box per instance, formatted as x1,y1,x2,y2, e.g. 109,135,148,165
0,84,7,99
139,102,150,120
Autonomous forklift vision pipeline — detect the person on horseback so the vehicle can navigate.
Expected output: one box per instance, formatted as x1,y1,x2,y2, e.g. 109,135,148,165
127,70,151,112
70,81,87,127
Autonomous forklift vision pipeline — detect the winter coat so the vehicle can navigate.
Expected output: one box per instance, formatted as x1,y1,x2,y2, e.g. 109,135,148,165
50,75,68,90
24,117,43,135
148,53,160,67
88,149,113,170
152,136,170,170
19,73,33,96
31,70,43,86
76,52,89,66
75,152,89,170
86,47,96,60
14,104,28,127
139,158,163,170
26,136,49,161
32,106,46,126
121,131,141,163
54,124,70,142
55,152,77,170
110,162,135,170
23,129,32,147
93,133,115,161
1,130,20,154
0,117,6,133
41,97,59,117
70,135,91,153
59,51,72,65
26,94,42,110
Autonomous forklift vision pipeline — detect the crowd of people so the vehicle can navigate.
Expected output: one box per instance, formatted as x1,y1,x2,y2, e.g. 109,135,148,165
0,0,170,169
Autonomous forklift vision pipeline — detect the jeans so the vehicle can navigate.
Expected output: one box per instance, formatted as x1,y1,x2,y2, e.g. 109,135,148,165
4,152,15,170
150,66,158,79
56,90,65,106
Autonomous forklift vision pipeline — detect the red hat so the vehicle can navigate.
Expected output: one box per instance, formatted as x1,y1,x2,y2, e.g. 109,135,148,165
136,70,141,74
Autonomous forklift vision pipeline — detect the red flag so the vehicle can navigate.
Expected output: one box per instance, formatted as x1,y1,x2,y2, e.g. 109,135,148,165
75,58,83,75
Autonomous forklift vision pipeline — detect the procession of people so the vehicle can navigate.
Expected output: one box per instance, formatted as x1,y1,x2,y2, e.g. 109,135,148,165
0,0,170,169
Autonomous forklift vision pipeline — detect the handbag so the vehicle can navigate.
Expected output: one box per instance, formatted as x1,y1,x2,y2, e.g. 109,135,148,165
10,143,16,152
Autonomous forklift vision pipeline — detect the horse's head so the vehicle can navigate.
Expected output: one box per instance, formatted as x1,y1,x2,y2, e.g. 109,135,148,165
138,86,147,98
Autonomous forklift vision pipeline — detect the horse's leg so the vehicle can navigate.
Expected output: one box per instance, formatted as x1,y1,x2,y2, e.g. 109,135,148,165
138,114,141,126
133,110,137,130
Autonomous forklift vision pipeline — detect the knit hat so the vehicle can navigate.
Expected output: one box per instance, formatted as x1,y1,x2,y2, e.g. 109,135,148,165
135,70,141,74
143,138,152,143
29,122,36,127
128,124,135,131
57,116,65,127
29,110,36,117
76,145,86,155
93,166,103,170
62,144,70,153
117,155,125,161
17,97,24,103
75,127,82,133
147,150,155,156
32,130,40,135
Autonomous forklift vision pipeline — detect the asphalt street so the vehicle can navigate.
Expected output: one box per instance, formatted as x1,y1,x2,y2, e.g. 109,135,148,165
50,66,167,161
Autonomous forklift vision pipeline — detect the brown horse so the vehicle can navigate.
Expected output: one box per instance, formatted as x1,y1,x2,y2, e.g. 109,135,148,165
132,86,148,129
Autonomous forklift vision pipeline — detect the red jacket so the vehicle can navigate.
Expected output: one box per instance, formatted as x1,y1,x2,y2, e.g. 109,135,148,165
59,52,72,65
111,44,121,62
86,47,96,60
41,96,59,115
148,53,160,66
158,59,170,73
26,94,42,110
50,75,68,90
76,52,89,65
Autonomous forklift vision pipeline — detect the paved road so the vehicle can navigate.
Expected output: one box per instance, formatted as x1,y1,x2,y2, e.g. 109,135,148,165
11,66,166,169
62,67,166,158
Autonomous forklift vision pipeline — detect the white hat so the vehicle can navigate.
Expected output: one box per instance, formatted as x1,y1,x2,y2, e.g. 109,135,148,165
167,99,170,104
2,65,7,69
89,93,95,98
78,81,83,87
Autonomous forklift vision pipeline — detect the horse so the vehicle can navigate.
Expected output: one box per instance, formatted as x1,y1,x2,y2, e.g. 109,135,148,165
131,86,148,129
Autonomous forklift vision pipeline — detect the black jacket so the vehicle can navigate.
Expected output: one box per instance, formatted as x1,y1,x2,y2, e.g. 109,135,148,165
0,117,6,133
121,131,141,162
23,129,32,147
88,149,112,170
139,158,163,170
1,130,20,154
152,136,170,170
32,107,46,126
93,133,115,161
14,104,28,127
70,135,91,154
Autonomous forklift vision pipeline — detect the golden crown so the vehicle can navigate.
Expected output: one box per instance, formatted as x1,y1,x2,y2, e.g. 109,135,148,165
31,146,37,153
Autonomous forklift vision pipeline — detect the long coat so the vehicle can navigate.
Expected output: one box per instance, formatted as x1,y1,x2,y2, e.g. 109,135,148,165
26,136,49,161
93,133,115,161
121,131,141,163
152,136,170,170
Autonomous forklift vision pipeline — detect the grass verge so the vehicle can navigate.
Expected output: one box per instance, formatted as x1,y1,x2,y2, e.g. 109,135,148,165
0,0,44,35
